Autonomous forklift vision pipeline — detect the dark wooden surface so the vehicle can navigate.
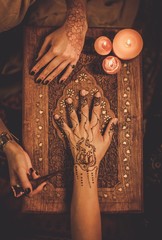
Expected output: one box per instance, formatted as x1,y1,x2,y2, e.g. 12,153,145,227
22,26,143,213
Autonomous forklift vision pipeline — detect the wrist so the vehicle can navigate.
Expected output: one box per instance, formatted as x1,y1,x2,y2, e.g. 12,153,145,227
73,164,99,189
3,140,21,155
0,132,13,151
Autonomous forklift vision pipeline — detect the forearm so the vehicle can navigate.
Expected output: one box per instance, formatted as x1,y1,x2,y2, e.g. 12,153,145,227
71,166,102,240
65,0,88,53
65,0,87,16
0,118,19,157
0,118,10,134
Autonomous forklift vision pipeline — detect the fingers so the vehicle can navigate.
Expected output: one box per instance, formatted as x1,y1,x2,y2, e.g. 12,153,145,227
65,97,79,128
16,167,32,194
60,61,77,83
10,167,47,198
103,118,118,144
30,168,47,196
90,91,101,129
35,57,69,85
53,114,72,139
36,36,50,61
10,168,32,198
45,60,70,84
80,89,89,126
31,58,76,85
10,175,24,198
30,50,54,76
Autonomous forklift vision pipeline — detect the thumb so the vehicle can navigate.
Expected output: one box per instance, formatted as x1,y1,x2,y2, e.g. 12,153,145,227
17,168,32,195
36,37,50,61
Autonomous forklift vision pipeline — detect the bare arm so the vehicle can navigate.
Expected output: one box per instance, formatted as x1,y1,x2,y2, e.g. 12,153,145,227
54,90,118,240
30,0,88,85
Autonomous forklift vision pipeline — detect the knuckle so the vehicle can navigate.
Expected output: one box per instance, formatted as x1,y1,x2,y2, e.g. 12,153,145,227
51,48,58,55
70,56,76,62
61,52,69,59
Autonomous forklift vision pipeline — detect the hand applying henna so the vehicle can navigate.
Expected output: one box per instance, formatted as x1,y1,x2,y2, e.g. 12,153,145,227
30,0,88,85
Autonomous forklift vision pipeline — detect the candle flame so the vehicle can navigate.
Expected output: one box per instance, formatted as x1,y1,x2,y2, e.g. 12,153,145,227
126,39,131,47
102,40,107,50
109,58,114,67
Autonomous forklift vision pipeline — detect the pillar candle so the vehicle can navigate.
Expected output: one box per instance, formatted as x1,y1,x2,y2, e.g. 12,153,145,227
102,56,121,74
113,29,143,60
94,36,112,55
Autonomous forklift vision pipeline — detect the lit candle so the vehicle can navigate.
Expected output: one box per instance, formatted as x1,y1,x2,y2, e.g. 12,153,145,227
102,56,121,74
113,29,143,60
94,36,112,55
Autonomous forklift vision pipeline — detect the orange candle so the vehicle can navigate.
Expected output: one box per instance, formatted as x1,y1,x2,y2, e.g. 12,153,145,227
94,36,112,55
102,56,121,74
113,29,143,60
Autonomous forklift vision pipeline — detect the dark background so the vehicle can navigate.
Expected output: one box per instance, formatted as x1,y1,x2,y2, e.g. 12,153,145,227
0,0,162,239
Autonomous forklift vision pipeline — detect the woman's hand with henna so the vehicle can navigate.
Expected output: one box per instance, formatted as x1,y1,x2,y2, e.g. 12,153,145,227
30,9,87,85
54,90,118,172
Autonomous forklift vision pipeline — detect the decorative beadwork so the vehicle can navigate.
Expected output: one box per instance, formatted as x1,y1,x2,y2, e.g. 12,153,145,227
104,193,108,198
78,73,87,81
123,77,128,82
66,88,75,97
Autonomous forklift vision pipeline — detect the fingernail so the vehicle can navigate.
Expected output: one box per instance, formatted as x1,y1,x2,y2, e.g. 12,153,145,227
24,188,31,195
35,56,39,61
59,79,66,84
113,118,118,125
35,170,39,176
42,80,49,85
29,168,34,174
35,79,42,83
80,89,89,96
30,70,35,76
43,184,48,191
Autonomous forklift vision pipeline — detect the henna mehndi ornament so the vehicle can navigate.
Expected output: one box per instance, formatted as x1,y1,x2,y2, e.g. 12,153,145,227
52,68,116,146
